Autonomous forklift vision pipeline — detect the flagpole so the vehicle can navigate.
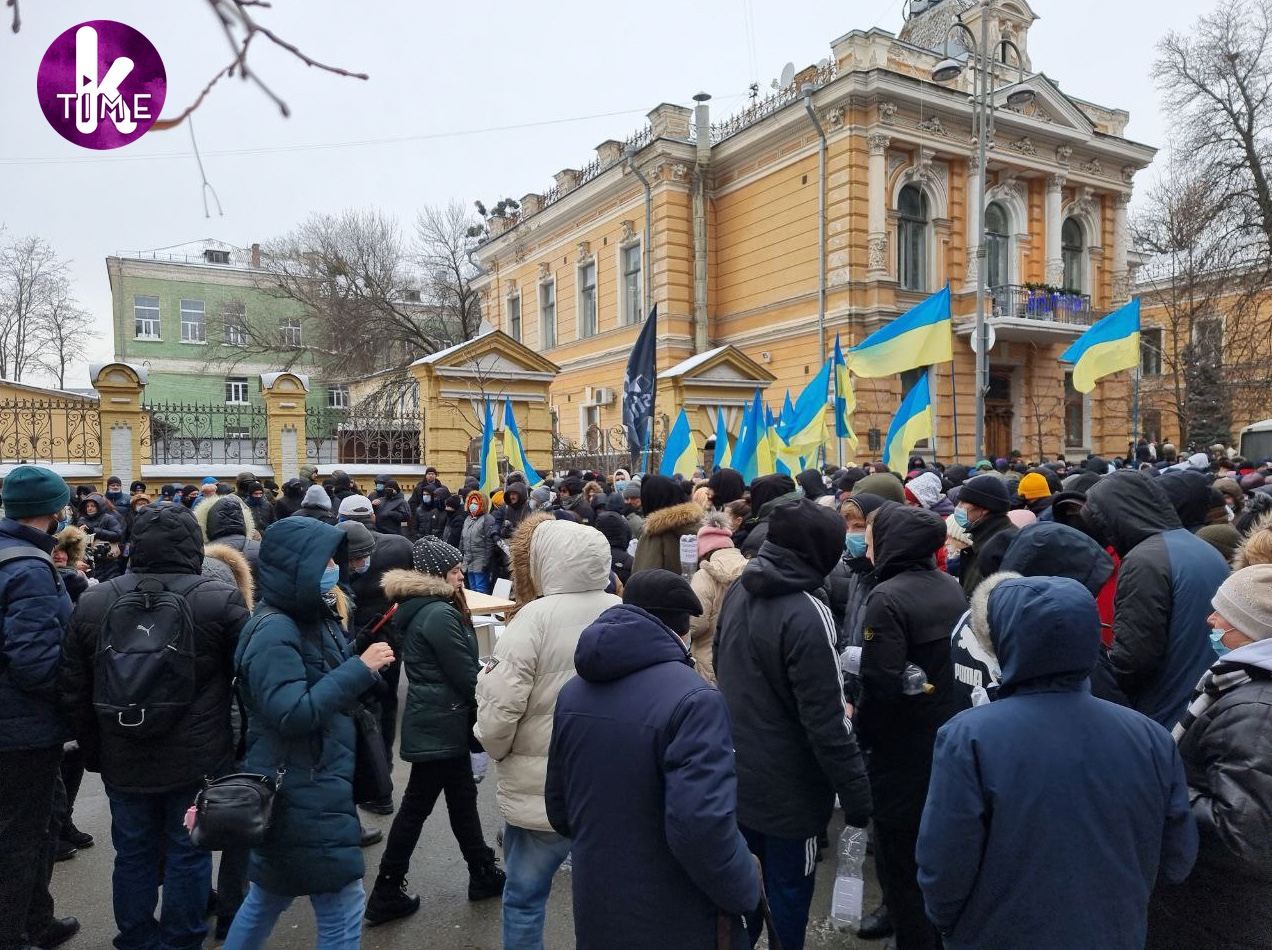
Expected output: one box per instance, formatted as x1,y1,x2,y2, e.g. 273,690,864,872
950,357,961,462
1132,363,1141,459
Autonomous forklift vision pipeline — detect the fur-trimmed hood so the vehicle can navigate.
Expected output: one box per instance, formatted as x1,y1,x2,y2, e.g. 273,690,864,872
641,501,704,539
968,571,1021,666
53,524,88,565
509,511,556,609
381,568,457,602
196,494,259,543
203,542,255,609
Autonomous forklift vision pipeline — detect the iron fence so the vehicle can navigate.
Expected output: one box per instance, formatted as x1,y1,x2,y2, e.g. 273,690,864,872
990,284,1094,326
551,421,666,476
142,401,267,466
0,398,101,464
305,406,421,466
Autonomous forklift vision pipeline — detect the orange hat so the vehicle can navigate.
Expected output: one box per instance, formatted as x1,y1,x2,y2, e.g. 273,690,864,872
1017,472,1051,502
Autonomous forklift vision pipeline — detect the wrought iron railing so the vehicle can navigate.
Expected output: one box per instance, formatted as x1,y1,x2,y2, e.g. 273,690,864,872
142,401,268,466
710,61,838,144
0,398,101,465
989,285,1095,326
305,406,422,466
551,420,666,476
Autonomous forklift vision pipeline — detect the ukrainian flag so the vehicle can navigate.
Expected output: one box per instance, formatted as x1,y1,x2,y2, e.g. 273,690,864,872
1059,298,1141,393
785,359,831,457
848,285,953,378
883,370,933,474
659,408,698,478
833,335,859,451
732,390,767,483
713,405,732,470
757,404,777,477
478,399,500,495
502,399,544,488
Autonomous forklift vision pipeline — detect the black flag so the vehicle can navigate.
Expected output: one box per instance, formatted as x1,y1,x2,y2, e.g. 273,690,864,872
623,304,658,461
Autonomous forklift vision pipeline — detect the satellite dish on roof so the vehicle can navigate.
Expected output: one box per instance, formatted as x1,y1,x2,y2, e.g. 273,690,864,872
779,62,795,88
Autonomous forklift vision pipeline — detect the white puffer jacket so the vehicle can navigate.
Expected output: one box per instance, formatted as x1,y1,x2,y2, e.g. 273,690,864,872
475,516,619,831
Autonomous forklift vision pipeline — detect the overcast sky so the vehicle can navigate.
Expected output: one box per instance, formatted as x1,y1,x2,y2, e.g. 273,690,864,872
0,0,1207,387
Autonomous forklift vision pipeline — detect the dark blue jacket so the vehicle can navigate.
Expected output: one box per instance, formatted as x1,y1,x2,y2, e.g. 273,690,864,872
917,577,1198,950
0,518,72,751
546,604,760,950
235,517,377,897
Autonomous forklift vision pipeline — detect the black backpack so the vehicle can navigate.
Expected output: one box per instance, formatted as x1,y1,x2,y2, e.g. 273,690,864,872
93,575,205,738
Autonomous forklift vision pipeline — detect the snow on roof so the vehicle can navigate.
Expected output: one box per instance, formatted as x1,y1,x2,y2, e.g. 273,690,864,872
410,330,496,366
659,345,730,379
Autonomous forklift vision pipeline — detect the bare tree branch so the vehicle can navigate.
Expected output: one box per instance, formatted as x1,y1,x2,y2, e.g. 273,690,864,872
6,0,18,34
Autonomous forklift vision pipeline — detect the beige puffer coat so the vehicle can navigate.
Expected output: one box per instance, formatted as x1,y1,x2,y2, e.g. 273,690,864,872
475,516,619,831
688,546,747,684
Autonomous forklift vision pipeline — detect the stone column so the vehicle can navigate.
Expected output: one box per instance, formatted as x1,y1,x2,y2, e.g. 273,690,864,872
1045,174,1066,286
867,132,891,277
965,156,982,291
92,362,147,485
1111,192,1131,303
260,373,308,481
409,362,470,489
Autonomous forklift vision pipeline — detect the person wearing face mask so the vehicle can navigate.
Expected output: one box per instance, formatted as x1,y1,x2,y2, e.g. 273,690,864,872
952,475,1016,597
461,491,495,594
545,569,761,950
1145,564,1272,950
75,491,127,581
103,475,127,510
371,480,411,537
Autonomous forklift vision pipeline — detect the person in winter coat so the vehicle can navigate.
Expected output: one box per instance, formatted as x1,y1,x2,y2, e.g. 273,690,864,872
831,492,890,708
953,475,1017,596
687,512,746,684
475,515,620,950
63,503,250,950
707,468,746,509
295,484,336,524
459,491,495,593
235,472,274,534
273,478,306,521
595,510,634,586
371,480,411,536
906,471,954,516
621,482,644,538
1146,565,1272,950
1084,470,1231,727
714,499,873,950
413,487,449,540
858,503,966,950
365,537,505,925
918,576,1198,950
735,473,799,557
76,491,127,580
1016,471,1054,516
197,495,261,572
442,493,466,549
546,571,761,950
222,517,395,947
490,479,531,544
551,476,595,526
632,474,704,574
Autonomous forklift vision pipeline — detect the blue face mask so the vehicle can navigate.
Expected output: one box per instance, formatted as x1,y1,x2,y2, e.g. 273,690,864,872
953,507,971,530
375,483,385,492
319,564,340,593
1210,628,1232,658
351,559,371,576
845,532,868,559
55,518,69,533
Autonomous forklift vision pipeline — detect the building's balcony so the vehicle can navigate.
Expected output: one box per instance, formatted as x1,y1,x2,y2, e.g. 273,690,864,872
954,284,1096,346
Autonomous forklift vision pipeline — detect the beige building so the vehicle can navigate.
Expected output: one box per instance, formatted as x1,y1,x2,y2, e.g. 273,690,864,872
472,0,1155,465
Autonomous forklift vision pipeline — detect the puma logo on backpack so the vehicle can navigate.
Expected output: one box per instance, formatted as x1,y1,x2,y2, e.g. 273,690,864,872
93,575,202,737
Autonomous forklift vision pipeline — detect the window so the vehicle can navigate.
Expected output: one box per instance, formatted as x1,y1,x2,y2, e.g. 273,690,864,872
225,425,249,440
897,185,929,291
621,243,642,326
279,317,302,347
224,377,249,404
899,369,931,448
1064,372,1085,447
985,202,1009,289
327,385,350,410
203,249,230,265
578,261,598,338
180,299,205,342
1193,318,1222,364
1141,327,1163,376
507,292,522,342
222,302,247,346
133,295,160,339
1061,218,1084,292
583,404,601,437
540,279,556,349
1142,409,1163,444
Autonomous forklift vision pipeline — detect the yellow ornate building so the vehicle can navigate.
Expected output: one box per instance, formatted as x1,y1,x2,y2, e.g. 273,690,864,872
472,0,1155,465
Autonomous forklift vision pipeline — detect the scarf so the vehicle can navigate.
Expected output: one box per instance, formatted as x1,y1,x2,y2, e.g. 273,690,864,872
1172,662,1253,742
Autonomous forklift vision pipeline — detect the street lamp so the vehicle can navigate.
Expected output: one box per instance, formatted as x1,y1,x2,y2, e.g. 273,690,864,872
932,0,1033,462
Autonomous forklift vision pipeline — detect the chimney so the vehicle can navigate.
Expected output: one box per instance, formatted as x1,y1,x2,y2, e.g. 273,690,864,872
647,103,693,140
596,139,624,165
693,92,711,164
250,242,261,268
520,193,543,216
554,168,580,194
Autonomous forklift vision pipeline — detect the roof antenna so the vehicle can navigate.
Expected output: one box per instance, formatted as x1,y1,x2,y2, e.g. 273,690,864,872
189,118,223,219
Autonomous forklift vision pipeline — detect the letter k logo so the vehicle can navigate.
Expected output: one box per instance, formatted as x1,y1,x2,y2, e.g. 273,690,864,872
75,25,135,134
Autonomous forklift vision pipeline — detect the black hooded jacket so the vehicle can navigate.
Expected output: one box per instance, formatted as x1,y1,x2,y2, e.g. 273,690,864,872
205,496,261,568
714,538,872,838
595,511,634,584
63,504,250,793
1158,469,1211,531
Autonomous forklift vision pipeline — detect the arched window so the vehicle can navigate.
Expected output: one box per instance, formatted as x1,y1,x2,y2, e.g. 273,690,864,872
1061,218,1084,292
985,202,1010,288
897,185,929,291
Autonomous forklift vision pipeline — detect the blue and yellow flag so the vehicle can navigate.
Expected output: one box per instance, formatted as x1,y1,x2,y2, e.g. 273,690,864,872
1059,298,1141,393
659,409,698,479
785,359,831,458
833,334,858,451
478,399,500,495
849,285,953,378
883,370,933,474
502,399,544,488
732,389,765,483
713,405,732,471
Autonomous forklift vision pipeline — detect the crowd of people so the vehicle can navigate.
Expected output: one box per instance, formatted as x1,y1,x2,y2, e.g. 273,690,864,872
0,441,1268,949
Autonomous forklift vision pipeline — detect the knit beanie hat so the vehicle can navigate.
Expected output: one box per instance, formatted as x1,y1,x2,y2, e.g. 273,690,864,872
530,486,552,507
1212,564,1272,641
201,476,219,486
302,484,332,511
623,568,702,636
1017,472,1052,502
697,516,735,558
959,474,1011,514
338,495,374,519
1,465,71,519
335,520,376,559
853,472,906,505
412,535,463,577
623,482,642,500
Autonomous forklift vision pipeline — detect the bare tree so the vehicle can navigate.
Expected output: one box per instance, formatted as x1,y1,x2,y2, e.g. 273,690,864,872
0,235,63,382
36,275,93,389
1021,346,1066,461
417,201,486,346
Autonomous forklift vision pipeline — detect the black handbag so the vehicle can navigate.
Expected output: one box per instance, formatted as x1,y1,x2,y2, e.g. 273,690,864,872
351,703,393,804
189,770,283,850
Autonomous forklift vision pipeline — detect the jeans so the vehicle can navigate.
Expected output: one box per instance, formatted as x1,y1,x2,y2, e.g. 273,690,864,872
106,784,211,950
379,757,493,876
741,825,818,950
0,746,61,950
502,823,570,950
874,822,941,950
466,570,491,594
223,879,365,950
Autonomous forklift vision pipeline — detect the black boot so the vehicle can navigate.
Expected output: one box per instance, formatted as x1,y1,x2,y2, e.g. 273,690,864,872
364,871,420,926
359,824,383,848
467,860,506,901
61,823,94,849
858,904,894,941
358,797,395,816
32,916,80,950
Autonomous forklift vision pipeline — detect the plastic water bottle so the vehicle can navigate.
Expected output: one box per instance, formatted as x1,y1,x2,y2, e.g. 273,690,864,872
902,662,935,695
830,825,868,932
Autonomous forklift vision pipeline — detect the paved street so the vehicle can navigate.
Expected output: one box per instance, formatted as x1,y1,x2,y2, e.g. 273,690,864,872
50,756,879,949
